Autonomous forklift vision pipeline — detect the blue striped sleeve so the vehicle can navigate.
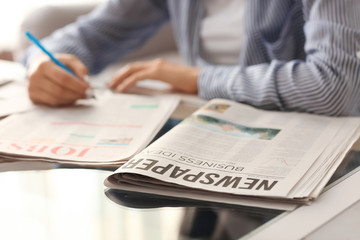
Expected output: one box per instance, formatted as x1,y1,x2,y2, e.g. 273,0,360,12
198,0,360,116
22,0,169,75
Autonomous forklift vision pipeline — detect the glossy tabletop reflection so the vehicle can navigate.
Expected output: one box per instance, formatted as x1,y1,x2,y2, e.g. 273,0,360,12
0,166,280,240
0,150,359,240
0,168,185,240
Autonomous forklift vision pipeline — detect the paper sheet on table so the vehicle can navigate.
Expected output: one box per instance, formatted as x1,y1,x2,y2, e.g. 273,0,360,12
0,82,34,117
0,59,26,83
0,91,179,166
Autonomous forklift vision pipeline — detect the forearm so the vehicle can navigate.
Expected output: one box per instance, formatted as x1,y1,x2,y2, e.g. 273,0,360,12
22,0,169,74
198,0,360,116
198,54,360,116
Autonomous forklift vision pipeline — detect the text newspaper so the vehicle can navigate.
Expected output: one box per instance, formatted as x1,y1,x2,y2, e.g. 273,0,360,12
105,99,360,210
0,91,179,166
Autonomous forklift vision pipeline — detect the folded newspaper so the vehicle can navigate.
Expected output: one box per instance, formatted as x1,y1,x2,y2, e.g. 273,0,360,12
0,91,179,166
105,99,360,210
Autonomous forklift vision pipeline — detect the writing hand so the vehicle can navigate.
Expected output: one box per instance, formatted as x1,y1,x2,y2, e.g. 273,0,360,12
27,54,90,106
108,59,200,94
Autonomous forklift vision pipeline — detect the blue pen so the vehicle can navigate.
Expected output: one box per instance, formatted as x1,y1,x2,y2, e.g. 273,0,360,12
25,31,95,98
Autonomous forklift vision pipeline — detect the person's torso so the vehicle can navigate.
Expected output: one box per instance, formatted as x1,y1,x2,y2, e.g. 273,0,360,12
167,0,306,66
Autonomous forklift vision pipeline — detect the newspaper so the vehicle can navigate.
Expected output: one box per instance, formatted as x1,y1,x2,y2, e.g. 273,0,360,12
0,91,179,166
0,60,33,117
0,59,26,85
0,81,34,117
105,99,360,210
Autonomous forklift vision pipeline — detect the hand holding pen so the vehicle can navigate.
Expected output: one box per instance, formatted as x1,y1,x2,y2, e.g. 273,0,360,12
25,32,95,107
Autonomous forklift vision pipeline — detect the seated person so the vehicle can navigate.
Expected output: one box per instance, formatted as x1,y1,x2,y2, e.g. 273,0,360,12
22,0,360,116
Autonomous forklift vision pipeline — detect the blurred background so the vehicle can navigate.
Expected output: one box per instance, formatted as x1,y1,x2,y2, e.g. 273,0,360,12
0,0,103,60
0,0,176,66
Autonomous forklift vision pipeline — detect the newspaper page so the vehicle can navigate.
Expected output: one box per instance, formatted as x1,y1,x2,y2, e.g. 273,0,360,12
0,60,33,117
105,99,360,207
0,91,179,166
0,82,34,117
0,59,26,85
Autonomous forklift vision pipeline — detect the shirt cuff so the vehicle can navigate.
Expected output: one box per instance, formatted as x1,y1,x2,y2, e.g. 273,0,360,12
197,65,239,100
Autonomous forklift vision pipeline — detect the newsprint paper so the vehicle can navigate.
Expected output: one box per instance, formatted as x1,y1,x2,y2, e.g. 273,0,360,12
0,92,179,166
105,99,360,210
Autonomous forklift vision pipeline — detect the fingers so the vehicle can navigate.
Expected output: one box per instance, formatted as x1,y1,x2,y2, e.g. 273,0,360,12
115,69,154,92
28,74,84,106
43,63,88,94
28,85,78,107
27,54,90,106
59,54,89,79
109,59,166,92
109,62,147,89
109,59,200,94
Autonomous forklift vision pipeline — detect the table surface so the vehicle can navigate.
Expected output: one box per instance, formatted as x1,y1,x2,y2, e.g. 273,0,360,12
1,59,359,240
0,150,359,240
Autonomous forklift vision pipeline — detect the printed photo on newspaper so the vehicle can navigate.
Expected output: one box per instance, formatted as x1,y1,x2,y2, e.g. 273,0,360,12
105,98,360,210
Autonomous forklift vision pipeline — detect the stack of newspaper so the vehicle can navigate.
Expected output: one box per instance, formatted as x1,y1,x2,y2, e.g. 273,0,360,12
105,99,360,210
0,91,179,166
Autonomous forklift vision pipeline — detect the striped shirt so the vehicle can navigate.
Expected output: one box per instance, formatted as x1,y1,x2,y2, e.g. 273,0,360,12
23,0,360,116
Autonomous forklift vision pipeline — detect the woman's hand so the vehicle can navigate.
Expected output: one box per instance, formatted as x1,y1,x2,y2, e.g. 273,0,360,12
109,58,200,94
27,54,90,107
